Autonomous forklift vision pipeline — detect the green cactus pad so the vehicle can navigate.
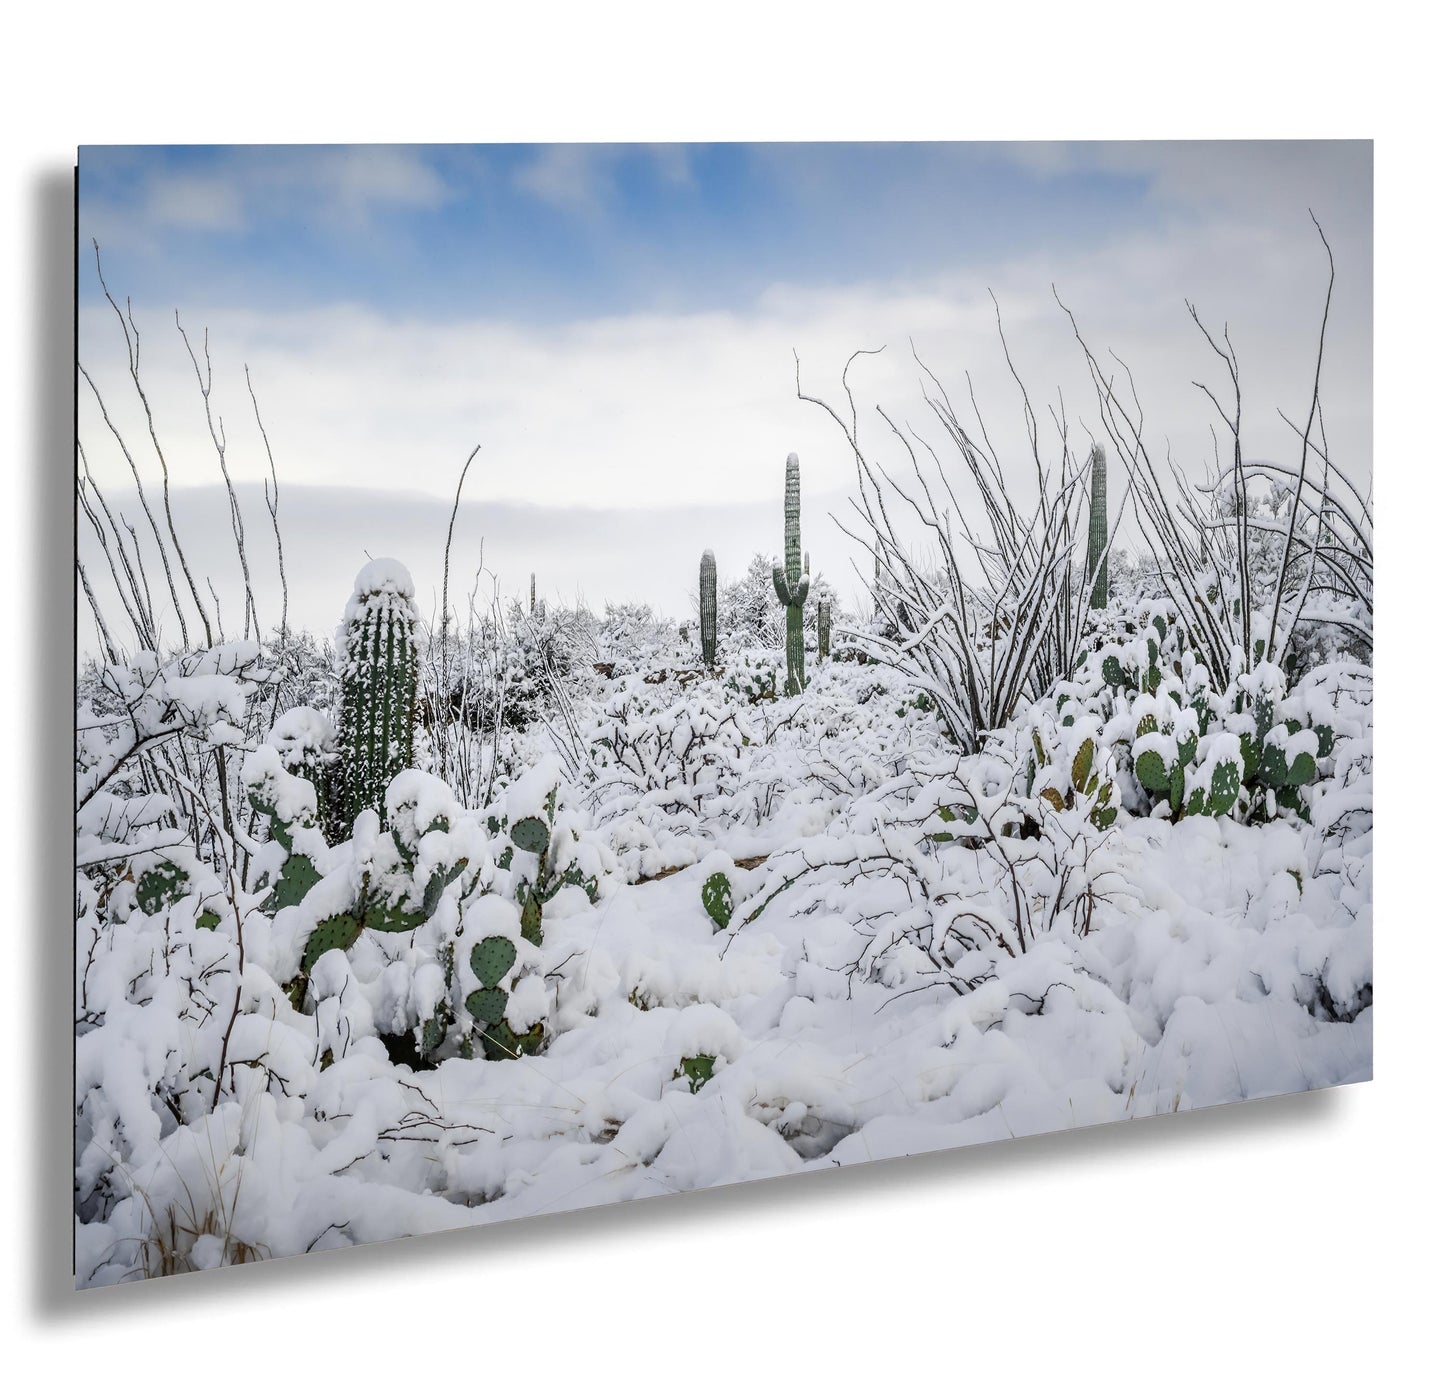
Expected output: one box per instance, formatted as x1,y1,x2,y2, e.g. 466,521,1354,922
196,907,222,931
301,912,365,975
1254,698,1275,743
1071,738,1095,792
420,1009,448,1057
422,858,469,918
465,986,508,1026
1169,761,1186,812
470,935,518,990
678,1053,717,1094
135,861,189,916
701,871,734,928
510,816,550,854
1135,748,1170,792
365,898,427,934
1207,759,1241,816
1101,655,1128,690
1240,732,1261,781
265,851,321,913
1260,744,1316,788
520,896,544,945
479,1019,544,1061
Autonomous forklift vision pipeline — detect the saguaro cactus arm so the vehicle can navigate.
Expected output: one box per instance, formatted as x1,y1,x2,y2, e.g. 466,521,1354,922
774,453,809,694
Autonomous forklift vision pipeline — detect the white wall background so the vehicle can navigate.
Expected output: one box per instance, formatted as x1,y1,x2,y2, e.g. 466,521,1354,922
4,5,1433,1393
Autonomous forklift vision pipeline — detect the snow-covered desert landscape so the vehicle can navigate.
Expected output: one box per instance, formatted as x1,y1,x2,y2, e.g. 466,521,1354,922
73,142,1372,1286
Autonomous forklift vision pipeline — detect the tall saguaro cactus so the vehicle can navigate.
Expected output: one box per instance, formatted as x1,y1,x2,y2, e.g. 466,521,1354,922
772,452,810,695
1086,444,1108,611
700,548,717,666
818,600,831,660
337,559,420,829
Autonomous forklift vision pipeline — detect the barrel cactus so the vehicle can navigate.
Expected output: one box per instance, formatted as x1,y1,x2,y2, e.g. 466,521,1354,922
1086,444,1108,611
336,559,420,830
772,452,810,695
700,549,718,666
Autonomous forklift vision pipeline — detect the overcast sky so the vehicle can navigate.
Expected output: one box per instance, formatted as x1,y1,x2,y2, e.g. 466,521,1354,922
76,141,1372,646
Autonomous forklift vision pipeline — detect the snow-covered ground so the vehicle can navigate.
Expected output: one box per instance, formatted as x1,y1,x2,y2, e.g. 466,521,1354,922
73,632,1372,1286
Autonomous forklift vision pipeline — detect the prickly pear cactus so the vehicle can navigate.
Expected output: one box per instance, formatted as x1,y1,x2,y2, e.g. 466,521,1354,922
463,932,541,1060
701,870,733,928
1086,444,1108,611
1023,718,1119,834
772,452,810,695
700,549,718,666
677,1054,716,1093
336,559,420,831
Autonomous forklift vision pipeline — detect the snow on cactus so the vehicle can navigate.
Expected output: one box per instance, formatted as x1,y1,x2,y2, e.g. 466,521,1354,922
771,452,811,695
700,548,718,666
336,559,420,831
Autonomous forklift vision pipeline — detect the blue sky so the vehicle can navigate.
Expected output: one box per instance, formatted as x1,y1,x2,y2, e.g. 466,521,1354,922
76,141,1372,640
80,143,1164,321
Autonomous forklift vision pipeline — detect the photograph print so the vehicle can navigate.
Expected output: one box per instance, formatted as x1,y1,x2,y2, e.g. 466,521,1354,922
73,141,1373,1286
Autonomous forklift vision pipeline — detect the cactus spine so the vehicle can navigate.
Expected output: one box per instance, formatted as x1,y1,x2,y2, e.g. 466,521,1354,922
700,548,717,666
772,452,810,695
337,560,419,829
818,600,831,660
1086,444,1108,611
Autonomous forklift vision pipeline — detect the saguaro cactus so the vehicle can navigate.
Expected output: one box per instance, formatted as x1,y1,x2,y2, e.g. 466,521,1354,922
818,600,831,660
700,549,717,666
337,559,420,829
772,452,810,695
529,573,537,617
1086,444,1108,611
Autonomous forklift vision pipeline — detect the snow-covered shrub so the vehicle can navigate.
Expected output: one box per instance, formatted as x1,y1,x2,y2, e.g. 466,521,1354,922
721,647,783,705
733,746,1129,995
263,625,337,713
594,600,678,674
266,704,342,841
1058,601,1349,826
76,641,275,871
252,757,611,1066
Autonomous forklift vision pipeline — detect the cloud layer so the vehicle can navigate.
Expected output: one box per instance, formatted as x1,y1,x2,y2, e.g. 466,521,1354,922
76,142,1371,645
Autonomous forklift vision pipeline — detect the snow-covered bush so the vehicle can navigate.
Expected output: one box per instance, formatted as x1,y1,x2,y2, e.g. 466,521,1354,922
1057,601,1355,826
248,755,611,1066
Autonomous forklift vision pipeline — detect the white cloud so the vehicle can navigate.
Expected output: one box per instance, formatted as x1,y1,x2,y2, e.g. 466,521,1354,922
143,173,244,231
77,198,1371,641
513,145,615,213
86,146,453,245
